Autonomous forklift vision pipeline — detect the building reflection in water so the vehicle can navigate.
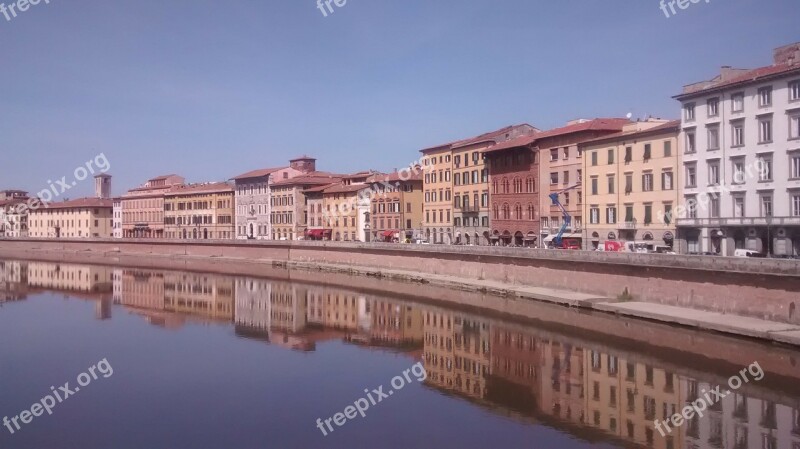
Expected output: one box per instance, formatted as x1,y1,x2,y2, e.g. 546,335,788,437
1,260,799,449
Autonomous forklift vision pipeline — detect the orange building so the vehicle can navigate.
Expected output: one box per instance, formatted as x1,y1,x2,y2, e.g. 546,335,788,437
122,174,185,238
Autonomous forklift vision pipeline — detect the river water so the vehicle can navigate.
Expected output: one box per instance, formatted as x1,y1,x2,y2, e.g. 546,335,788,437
0,259,798,449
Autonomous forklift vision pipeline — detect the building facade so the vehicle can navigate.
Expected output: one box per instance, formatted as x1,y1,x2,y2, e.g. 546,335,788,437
122,174,185,239
28,198,113,238
537,119,631,248
420,145,453,244
271,172,343,241
367,169,424,243
483,135,541,246
674,42,800,256
232,156,316,240
320,179,371,242
112,198,122,239
163,182,235,240
580,120,681,251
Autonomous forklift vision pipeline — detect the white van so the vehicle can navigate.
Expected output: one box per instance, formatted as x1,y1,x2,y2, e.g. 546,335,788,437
734,249,764,258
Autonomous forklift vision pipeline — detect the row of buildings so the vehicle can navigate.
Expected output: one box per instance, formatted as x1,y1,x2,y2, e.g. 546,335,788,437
2,42,799,256
3,260,799,449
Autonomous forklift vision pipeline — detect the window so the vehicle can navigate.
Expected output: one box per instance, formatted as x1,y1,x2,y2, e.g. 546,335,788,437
663,204,673,225
733,196,745,218
759,155,773,181
607,175,615,194
644,204,652,225
624,205,634,223
685,164,697,188
708,161,720,185
732,93,744,112
563,171,569,185
790,115,800,140
643,144,652,160
550,149,559,161
793,194,800,217
563,147,569,159
761,195,773,217
732,121,745,147
608,149,615,165
624,146,632,163
625,173,633,194
642,173,654,192
662,171,673,190
758,86,772,107
606,206,617,224
759,117,773,143
707,98,719,117
685,131,696,153
732,159,746,183
792,154,800,179
591,152,598,166
791,80,800,101
684,103,695,121
707,125,720,150
664,141,672,158
550,172,558,184
687,196,698,218
591,177,598,195
590,207,600,224
710,196,720,218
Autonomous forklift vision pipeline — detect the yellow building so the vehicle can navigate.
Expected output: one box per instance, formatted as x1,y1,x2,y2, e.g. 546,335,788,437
163,182,235,240
420,145,453,244
581,120,680,250
122,174,185,239
319,172,373,242
270,172,343,241
28,198,113,238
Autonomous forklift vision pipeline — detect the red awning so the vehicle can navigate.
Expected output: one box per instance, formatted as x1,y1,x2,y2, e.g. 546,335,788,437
307,229,331,238
381,230,396,237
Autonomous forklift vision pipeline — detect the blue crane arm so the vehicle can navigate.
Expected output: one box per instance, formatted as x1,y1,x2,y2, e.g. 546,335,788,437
548,184,581,247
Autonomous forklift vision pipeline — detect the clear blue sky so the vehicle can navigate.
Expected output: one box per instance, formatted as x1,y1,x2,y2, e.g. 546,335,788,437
1,0,797,197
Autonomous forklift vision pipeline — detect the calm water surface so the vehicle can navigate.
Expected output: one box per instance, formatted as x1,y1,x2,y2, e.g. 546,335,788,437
0,260,799,449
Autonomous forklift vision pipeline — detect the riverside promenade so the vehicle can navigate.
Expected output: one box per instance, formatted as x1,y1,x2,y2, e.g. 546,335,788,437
1,238,799,347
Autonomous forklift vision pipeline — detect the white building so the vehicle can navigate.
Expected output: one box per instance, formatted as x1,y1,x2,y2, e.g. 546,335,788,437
674,42,800,256
231,157,316,240
112,198,123,239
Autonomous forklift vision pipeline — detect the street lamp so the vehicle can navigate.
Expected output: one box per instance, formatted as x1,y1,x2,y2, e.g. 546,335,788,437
766,212,773,258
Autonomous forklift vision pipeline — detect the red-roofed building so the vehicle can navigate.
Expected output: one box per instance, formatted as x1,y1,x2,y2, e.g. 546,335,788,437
673,42,800,256
535,118,631,247
271,168,344,241
231,156,316,240
122,174,185,238
163,182,235,240
28,197,114,238
366,168,424,242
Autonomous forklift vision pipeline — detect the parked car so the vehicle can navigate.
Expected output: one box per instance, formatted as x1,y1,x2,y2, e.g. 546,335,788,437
734,249,765,258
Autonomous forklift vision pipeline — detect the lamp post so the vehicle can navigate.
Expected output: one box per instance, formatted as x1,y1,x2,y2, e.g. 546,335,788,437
766,212,773,258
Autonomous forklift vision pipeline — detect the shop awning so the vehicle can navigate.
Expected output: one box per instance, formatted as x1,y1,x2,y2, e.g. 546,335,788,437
306,229,331,238
381,230,397,238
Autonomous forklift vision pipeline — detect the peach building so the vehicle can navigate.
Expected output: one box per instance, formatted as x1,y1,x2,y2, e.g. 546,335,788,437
318,172,374,242
163,182,235,240
580,120,681,250
122,174,185,238
367,169,424,243
537,119,631,247
28,197,113,238
162,272,234,322
270,171,343,241
420,144,453,244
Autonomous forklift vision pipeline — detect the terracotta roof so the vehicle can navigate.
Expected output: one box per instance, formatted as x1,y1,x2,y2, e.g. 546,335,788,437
165,182,233,196
421,124,536,153
482,134,539,154
532,118,631,141
368,168,423,183
33,197,113,211
302,183,340,194
270,172,344,187
675,63,800,99
149,174,180,182
321,184,371,194
231,166,288,181
578,120,681,146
